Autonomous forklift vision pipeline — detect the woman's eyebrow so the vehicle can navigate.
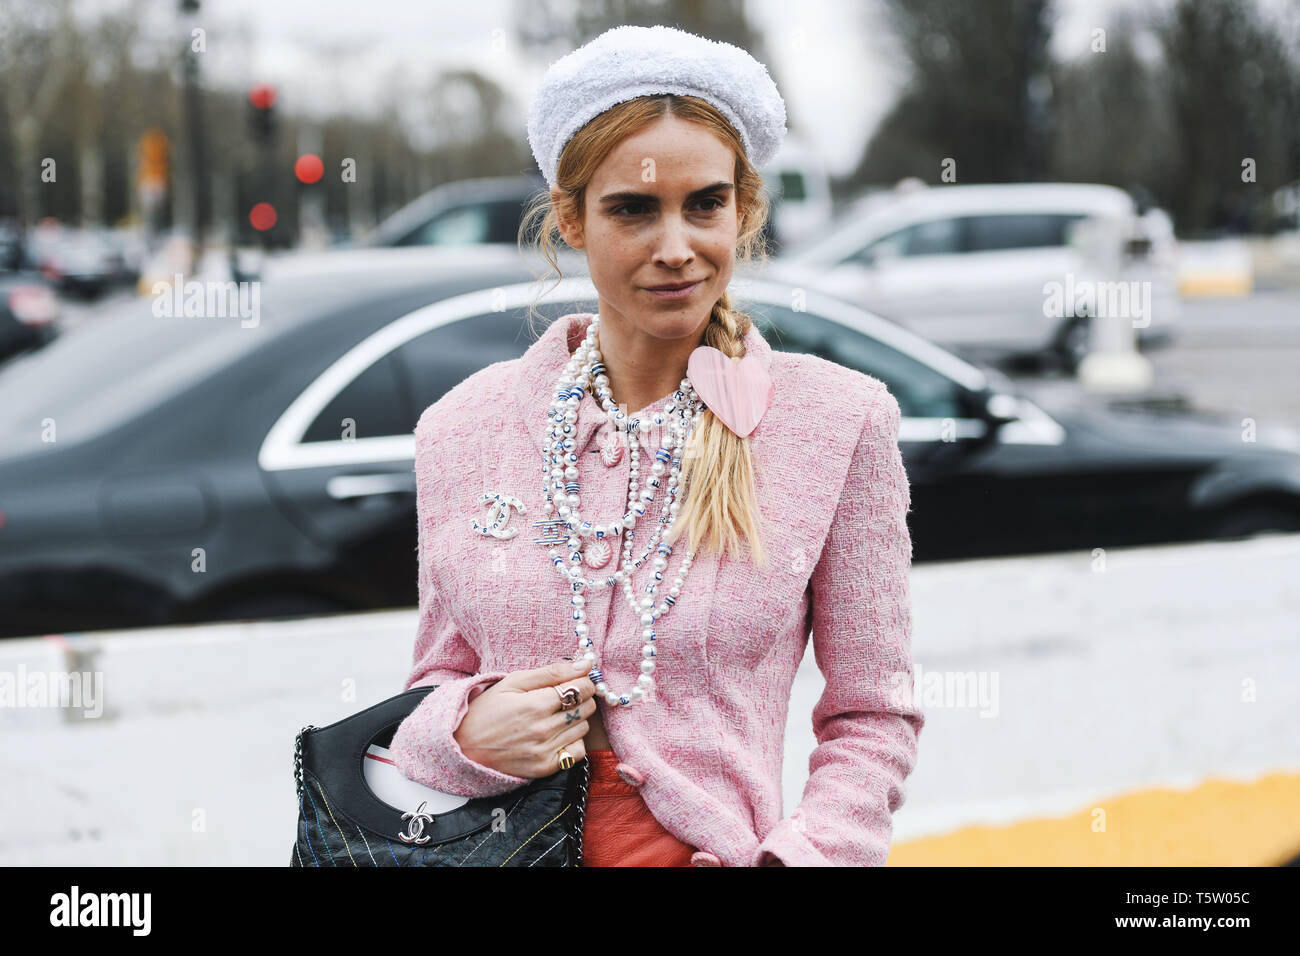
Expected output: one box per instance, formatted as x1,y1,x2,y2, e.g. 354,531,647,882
598,181,734,205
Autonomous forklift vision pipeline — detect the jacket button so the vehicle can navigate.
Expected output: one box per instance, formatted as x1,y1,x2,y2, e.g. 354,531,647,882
614,763,644,787
690,851,722,867
598,428,625,467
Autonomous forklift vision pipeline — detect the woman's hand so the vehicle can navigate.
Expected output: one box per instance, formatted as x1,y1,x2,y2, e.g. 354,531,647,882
453,657,598,779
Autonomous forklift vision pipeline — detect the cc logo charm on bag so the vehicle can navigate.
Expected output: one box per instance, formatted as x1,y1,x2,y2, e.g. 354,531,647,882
398,801,434,844
471,492,527,539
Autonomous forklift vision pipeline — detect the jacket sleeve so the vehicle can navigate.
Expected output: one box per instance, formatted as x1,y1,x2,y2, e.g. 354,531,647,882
387,411,534,798
750,383,924,866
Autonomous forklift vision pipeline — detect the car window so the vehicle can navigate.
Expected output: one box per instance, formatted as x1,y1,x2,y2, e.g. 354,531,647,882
963,213,1085,252
853,218,961,262
779,170,807,201
745,303,965,420
857,227,907,261
399,205,492,246
397,200,526,247
302,352,411,442
487,200,527,243
300,303,584,446
395,309,541,418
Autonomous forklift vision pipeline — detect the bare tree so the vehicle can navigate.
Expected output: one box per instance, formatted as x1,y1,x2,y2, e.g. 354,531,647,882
1050,9,1175,200
849,0,1057,188
0,0,78,226
1152,0,1300,232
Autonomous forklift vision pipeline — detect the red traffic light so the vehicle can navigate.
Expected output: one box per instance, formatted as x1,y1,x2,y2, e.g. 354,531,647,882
248,84,277,110
295,154,324,184
250,202,278,231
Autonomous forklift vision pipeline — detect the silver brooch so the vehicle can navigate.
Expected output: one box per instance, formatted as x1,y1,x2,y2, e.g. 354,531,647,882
471,492,527,539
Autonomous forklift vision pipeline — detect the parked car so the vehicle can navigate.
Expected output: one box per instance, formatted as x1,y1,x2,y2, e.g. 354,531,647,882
1,257,1297,639
0,220,25,272
0,222,60,364
26,225,129,298
773,182,1181,371
360,174,547,249
246,236,584,286
233,174,552,281
107,227,147,284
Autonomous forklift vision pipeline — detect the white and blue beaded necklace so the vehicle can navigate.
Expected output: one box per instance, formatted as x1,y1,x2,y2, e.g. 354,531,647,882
538,314,705,707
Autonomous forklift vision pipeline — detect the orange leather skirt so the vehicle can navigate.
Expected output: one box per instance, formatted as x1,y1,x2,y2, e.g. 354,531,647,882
579,749,698,866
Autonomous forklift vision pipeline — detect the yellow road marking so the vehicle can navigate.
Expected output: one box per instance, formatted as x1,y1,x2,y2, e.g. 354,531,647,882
888,771,1300,866
1178,274,1253,297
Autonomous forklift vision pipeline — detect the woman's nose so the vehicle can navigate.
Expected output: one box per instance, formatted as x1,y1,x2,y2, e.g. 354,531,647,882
652,216,695,267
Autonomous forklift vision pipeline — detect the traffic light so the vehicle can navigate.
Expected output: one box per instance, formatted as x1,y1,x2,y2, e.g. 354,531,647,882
294,154,324,184
248,84,277,143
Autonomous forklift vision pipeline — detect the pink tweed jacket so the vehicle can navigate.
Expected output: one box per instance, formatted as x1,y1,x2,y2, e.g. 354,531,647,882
388,311,924,867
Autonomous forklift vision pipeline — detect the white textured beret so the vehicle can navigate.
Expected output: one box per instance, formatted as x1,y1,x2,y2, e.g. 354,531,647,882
526,24,788,189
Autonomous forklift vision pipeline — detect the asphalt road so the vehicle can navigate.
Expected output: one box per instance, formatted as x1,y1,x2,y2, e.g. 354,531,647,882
1007,289,1300,429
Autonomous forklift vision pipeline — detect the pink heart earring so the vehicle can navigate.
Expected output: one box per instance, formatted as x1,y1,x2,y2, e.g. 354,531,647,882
687,346,774,439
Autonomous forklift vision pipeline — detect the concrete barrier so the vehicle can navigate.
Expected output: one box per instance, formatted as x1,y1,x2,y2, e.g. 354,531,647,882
3,534,1298,865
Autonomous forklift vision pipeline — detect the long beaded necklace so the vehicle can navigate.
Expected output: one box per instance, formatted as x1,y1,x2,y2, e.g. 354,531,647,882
538,313,705,707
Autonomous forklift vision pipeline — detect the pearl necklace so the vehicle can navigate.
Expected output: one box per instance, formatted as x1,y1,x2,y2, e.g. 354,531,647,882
540,314,704,707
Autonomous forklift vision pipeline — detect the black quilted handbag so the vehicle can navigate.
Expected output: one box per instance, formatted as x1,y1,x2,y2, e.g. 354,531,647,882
290,686,591,866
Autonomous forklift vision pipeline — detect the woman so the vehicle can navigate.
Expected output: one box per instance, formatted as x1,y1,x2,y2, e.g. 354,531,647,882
388,25,923,867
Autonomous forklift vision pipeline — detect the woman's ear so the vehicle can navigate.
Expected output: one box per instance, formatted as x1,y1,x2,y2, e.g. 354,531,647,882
551,187,585,251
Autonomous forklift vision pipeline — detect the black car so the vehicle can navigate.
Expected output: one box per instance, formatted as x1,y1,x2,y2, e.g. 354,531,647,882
1,253,1298,639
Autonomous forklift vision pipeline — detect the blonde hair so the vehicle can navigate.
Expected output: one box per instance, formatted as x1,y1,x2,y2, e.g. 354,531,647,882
519,93,773,569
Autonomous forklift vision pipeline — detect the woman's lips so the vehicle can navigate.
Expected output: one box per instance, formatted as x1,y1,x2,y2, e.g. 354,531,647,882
644,280,703,300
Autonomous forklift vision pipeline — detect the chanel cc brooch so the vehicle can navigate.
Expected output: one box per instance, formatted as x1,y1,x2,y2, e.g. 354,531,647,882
470,492,527,539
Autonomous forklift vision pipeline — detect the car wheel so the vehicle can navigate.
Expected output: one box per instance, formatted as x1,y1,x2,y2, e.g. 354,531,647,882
1205,505,1300,540
1056,316,1091,374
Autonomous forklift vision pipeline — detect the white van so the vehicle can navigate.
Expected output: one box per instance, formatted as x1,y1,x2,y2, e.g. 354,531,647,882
771,182,1180,370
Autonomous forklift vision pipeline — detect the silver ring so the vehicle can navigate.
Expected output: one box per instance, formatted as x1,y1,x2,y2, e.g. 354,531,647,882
554,684,581,710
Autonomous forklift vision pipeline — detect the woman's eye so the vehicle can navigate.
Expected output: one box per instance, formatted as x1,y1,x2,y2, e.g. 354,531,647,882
612,198,724,217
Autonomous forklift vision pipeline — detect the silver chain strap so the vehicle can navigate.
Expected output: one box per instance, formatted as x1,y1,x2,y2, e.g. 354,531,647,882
293,724,316,799
572,755,591,867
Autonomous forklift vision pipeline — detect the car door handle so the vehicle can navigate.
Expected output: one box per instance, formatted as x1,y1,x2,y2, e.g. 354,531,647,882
326,473,416,501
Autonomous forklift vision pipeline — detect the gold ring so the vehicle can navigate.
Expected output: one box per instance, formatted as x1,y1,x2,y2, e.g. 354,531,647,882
558,748,575,771
554,684,580,710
